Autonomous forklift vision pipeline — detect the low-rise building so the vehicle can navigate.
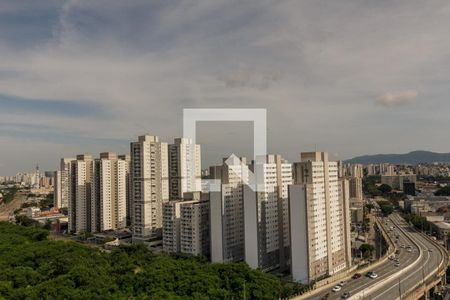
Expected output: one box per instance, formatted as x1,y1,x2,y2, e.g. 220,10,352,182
433,222,450,240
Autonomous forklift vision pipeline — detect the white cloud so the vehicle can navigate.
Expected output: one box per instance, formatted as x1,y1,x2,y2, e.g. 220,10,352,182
376,90,419,107
2,0,450,173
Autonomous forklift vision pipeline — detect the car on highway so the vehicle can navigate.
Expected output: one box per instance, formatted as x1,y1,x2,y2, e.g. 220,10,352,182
332,285,342,292
352,273,362,279
341,292,351,299
338,281,346,287
321,293,330,300
395,262,400,267
366,271,378,279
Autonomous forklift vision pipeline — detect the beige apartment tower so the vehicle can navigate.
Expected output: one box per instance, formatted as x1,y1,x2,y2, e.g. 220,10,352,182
69,154,94,233
131,135,169,242
289,152,351,284
91,152,128,232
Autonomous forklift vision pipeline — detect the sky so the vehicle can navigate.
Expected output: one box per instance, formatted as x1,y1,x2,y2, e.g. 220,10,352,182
1,0,450,175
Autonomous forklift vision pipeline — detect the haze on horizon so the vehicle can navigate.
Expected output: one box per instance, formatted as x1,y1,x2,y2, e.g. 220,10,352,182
1,0,450,175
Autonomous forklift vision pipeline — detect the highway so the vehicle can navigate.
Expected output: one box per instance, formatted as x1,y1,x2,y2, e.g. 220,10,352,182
306,213,446,300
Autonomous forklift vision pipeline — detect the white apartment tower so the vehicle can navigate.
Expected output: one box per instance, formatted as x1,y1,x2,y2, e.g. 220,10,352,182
69,154,94,233
55,158,75,209
130,135,169,242
244,154,292,272
168,138,201,199
54,171,62,208
289,152,351,284
118,154,132,226
91,152,128,232
210,155,249,264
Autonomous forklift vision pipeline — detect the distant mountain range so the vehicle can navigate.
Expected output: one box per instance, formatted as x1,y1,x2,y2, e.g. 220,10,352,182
345,151,450,165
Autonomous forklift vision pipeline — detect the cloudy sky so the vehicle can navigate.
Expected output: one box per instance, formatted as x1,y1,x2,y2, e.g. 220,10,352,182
1,0,450,175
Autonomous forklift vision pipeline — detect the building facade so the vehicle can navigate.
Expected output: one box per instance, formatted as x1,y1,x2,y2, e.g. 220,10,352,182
244,154,292,272
163,192,210,257
168,138,202,199
54,158,74,209
91,152,128,232
130,135,169,242
289,152,351,284
69,154,94,233
210,155,249,264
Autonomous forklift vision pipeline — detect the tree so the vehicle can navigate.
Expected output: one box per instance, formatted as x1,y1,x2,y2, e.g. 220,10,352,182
435,186,450,196
365,204,375,214
380,204,394,216
378,184,392,194
0,222,304,299
359,244,375,259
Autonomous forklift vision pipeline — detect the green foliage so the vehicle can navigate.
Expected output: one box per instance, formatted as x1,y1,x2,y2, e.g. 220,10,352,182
377,200,394,216
380,205,394,215
0,222,302,299
403,214,433,232
0,187,18,204
435,186,450,196
359,244,375,259
15,215,39,228
365,204,375,214
39,194,54,210
378,184,392,194
364,176,405,207
419,175,450,184
363,176,381,196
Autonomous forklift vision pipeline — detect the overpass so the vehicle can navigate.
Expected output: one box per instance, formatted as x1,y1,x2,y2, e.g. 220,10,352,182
296,213,448,300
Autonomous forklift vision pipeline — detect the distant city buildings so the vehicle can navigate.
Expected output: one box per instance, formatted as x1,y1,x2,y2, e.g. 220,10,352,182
381,174,417,190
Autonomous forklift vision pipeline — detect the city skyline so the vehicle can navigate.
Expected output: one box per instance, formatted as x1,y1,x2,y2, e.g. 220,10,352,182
3,1,450,174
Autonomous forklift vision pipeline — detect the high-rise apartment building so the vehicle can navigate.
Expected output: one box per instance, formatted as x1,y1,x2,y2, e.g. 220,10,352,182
350,164,364,179
130,135,169,242
55,158,75,209
168,138,201,199
244,154,292,272
210,155,249,264
91,152,128,232
118,154,132,226
289,152,351,284
349,177,363,201
69,154,94,233
163,192,210,257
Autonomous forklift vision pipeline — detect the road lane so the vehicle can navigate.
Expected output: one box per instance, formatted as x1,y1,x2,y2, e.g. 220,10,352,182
306,213,445,300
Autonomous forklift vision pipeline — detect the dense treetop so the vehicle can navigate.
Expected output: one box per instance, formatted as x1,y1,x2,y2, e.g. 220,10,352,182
0,222,304,299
